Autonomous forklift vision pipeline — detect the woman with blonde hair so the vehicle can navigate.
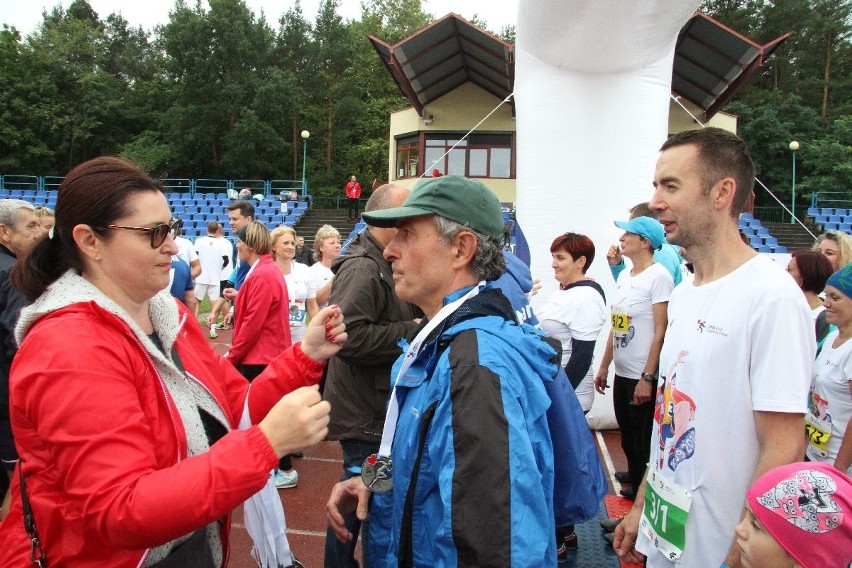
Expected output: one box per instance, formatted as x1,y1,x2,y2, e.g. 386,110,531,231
33,206,55,238
270,226,318,343
814,230,852,272
307,224,341,308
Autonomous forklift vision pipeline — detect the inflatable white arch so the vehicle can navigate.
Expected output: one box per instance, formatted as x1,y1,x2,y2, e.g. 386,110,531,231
515,1,702,428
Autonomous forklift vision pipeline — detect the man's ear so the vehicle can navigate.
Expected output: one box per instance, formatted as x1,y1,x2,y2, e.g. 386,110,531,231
714,177,736,212
451,231,477,268
0,224,11,247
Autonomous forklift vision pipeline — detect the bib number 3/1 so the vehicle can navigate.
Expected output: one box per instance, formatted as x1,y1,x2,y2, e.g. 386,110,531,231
640,471,692,561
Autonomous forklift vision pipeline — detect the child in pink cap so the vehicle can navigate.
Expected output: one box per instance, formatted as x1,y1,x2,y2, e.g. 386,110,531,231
735,462,851,568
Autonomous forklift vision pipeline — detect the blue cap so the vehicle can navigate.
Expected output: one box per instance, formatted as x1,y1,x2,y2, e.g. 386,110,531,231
614,217,665,250
826,263,852,298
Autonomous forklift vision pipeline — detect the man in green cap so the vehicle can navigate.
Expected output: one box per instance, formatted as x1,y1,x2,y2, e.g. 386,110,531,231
325,175,561,567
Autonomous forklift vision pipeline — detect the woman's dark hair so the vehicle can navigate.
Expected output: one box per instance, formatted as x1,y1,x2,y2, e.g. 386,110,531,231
550,232,596,273
792,249,834,295
13,156,163,301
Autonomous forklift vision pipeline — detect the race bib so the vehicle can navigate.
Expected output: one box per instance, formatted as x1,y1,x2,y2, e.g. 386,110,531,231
805,415,832,452
611,305,629,335
640,471,692,561
289,302,307,324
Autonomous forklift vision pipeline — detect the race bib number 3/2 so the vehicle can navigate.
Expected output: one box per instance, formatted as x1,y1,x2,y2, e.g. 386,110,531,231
611,305,629,335
640,471,692,561
805,416,831,453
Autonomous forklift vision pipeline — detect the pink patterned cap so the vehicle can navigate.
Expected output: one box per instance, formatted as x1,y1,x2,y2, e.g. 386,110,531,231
747,462,852,568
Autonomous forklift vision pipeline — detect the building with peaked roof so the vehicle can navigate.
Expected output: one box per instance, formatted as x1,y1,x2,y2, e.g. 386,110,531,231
370,12,788,202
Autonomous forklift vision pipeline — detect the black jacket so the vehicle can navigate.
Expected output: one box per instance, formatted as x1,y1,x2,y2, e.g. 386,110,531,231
0,245,25,465
323,230,421,441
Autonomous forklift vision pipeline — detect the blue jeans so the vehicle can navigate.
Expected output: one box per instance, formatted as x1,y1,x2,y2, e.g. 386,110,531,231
324,439,380,568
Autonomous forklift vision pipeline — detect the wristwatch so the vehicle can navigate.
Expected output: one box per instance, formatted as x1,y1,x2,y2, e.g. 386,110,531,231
641,372,657,382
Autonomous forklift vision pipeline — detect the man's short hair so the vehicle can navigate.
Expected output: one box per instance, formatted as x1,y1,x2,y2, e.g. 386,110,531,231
629,202,656,220
206,221,219,234
227,199,255,219
365,184,405,213
0,199,35,227
660,127,755,217
433,216,505,281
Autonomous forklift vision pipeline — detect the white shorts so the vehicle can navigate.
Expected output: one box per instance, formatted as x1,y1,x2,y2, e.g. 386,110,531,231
194,282,220,301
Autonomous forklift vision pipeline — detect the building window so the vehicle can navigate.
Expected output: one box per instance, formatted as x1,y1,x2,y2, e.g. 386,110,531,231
407,133,512,179
395,136,419,179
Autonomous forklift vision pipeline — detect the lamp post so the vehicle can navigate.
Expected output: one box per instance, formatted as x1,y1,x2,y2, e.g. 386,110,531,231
789,140,800,224
300,130,310,194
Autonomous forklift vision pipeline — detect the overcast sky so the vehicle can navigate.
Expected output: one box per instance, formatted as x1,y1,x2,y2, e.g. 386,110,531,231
0,0,518,36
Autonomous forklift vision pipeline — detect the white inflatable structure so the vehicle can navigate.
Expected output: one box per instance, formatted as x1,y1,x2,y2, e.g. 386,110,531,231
515,1,702,428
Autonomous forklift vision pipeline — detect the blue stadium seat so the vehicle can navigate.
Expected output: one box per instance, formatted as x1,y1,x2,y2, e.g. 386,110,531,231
740,212,753,222
757,245,771,253
774,245,788,253
749,236,763,248
756,227,769,237
764,236,778,246
816,215,829,225
825,222,839,230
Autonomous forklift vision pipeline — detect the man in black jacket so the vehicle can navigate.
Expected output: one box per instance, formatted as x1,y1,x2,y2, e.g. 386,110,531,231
0,199,41,519
323,184,421,567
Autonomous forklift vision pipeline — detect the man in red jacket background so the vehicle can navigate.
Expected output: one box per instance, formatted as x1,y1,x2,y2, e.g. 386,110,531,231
345,175,362,221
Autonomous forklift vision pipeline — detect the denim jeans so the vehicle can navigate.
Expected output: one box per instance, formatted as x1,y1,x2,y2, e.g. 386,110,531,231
324,439,380,568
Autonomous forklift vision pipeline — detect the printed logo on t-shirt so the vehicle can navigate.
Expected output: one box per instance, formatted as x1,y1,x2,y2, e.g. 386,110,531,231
655,350,697,472
756,468,844,534
695,318,728,337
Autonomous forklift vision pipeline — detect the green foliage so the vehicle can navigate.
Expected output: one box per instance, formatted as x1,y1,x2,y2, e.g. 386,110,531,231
2,0,850,207
703,0,852,203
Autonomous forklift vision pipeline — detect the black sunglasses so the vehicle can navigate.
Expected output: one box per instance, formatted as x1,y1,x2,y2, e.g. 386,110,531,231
103,218,183,248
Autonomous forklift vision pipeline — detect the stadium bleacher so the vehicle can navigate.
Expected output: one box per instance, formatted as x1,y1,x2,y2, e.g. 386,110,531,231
0,188,309,240
738,212,787,254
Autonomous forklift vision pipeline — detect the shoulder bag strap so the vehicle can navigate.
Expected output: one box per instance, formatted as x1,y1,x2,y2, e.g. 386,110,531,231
19,464,48,567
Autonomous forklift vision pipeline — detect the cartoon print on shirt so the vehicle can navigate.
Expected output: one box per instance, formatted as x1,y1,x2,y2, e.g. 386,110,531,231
809,390,832,423
655,350,697,471
615,324,635,349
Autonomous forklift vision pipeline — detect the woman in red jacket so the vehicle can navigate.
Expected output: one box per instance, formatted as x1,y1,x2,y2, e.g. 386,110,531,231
225,220,292,380
226,220,301,489
0,157,346,567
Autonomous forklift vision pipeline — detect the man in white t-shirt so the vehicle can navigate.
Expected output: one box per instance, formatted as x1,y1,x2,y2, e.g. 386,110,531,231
194,222,229,319
173,227,201,315
614,128,813,568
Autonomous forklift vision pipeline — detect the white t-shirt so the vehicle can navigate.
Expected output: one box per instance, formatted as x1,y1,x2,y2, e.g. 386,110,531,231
194,235,226,285
307,262,334,308
538,283,607,412
174,236,199,272
611,263,673,379
637,255,813,567
806,330,852,475
284,261,316,342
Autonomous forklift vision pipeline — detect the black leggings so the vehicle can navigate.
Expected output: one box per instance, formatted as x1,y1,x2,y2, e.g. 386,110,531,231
613,374,655,489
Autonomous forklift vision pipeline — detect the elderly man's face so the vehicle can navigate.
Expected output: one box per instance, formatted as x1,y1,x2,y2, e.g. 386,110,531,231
0,208,41,256
383,216,457,317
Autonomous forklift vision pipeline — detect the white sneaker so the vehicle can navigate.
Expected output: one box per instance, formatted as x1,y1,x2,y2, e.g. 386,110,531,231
274,468,298,489
208,325,218,339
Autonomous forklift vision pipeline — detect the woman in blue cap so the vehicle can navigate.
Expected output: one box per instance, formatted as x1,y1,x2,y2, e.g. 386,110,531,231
806,263,852,475
595,216,674,500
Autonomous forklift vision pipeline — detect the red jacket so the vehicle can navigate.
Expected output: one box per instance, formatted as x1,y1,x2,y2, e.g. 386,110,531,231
228,254,292,365
345,180,362,199
0,279,324,566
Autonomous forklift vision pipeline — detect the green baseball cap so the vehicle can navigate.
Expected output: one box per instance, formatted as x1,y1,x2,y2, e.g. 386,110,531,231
361,175,504,238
